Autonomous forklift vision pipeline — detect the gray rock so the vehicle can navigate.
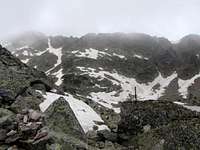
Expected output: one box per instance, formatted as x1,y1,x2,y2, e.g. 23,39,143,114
97,130,118,142
0,108,15,129
6,130,17,136
104,141,115,150
5,133,20,144
29,110,42,121
44,97,85,141
11,92,43,113
23,115,28,123
0,45,54,100
0,129,7,141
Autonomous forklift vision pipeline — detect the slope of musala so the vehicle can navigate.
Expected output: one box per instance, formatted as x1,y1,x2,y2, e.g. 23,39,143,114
0,44,54,101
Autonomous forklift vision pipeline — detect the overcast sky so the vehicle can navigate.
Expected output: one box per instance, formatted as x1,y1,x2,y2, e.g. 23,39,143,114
0,0,200,40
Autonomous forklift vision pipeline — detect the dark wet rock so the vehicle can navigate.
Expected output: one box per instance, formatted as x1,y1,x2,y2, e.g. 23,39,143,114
0,89,15,107
33,129,48,141
97,130,118,142
0,108,15,129
0,129,7,141
30,80,52,92
86,130,99,146
0,144,10,150
86,129,120,149
5,133,21,144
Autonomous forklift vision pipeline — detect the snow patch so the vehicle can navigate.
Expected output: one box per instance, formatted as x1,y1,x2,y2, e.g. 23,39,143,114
16,46,29,51
35,50,48,56
39,91,109,133
113,53,125,59
77,67,120,85
52,68,64,86
178,73,200,98
0,40,11,47
21,59,29,64
46,39,62,74
72,48,111,60
22,50,28,56
174,102,200,112
134,54,149,60
77,67,177,113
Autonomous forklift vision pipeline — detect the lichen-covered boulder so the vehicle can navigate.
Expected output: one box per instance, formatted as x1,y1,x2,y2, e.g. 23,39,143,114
44,97,85,140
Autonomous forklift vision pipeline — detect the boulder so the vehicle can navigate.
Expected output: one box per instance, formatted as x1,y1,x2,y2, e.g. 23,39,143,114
29,110,42,121
0,89,15,107
0,129,7,141
44,97,85,141
0,108,15,130
11,88,43,113
97,130,118,142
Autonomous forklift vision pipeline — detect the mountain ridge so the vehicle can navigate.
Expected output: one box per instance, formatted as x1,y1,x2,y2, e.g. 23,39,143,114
2,32,200,149
4,32,200,111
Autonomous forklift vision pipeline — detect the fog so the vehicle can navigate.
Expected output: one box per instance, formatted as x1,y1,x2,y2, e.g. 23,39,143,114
0,0,200,40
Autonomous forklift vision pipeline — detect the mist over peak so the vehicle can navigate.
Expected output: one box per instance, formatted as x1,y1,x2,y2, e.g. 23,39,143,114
1,0,200,41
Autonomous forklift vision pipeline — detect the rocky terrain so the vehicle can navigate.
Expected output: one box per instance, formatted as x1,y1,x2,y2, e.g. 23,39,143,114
2,32,200,149
5,32,200,111
0,43,128,149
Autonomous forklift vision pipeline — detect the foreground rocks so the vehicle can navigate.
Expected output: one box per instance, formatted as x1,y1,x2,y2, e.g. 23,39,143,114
0,44,54,107
44,97,85,141
2,91,200,149
118,100,200,149
134,118,200,150
0,108,49,150
3,41,200,149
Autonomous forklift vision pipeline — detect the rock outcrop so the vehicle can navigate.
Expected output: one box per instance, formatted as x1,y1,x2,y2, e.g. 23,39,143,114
0,44,54,105
44,97,85,140
117,100,200,149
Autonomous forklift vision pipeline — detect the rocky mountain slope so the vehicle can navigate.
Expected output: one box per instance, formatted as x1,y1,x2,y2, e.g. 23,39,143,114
2,32,200,149
0,44,118,149
5,32,200,112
